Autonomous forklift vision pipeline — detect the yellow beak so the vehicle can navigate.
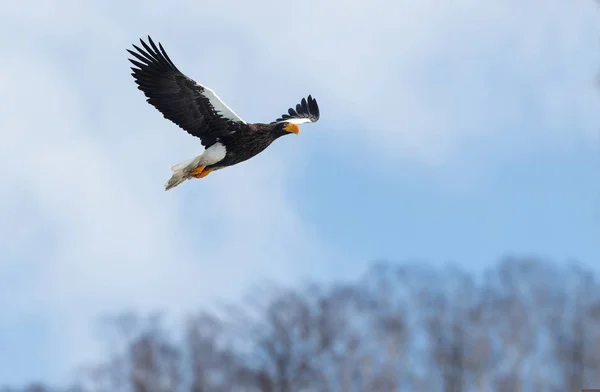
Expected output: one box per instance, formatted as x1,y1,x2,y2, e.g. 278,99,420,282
284,123,300,135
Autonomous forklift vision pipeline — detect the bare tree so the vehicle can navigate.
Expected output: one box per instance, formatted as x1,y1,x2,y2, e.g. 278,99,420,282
421,267,472,392
77,312,181,392
7,257,600,392
550,264,600,391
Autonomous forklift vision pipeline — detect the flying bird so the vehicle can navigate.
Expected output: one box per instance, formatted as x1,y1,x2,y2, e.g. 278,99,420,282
127,36,320,190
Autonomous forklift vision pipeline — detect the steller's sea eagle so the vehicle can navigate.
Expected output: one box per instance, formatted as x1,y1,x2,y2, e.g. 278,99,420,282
127,36,320,190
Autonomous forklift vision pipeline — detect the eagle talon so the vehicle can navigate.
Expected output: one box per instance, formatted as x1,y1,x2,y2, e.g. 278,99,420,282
189,165,205,177
194,168,212,178
190,166,212,178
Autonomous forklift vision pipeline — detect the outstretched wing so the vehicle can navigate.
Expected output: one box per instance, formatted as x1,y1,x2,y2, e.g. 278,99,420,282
271,95,320,124
127,36,246,147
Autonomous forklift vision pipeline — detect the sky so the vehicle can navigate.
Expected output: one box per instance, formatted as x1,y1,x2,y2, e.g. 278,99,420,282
0,0,599,387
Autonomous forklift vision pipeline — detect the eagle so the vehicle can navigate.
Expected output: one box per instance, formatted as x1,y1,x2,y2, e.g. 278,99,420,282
127,36,320,190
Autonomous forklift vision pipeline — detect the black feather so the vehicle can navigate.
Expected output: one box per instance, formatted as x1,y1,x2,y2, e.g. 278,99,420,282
127,36,243,147
272,94,320,124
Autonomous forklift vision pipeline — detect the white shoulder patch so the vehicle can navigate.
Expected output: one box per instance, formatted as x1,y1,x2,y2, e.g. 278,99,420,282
197,83,246,124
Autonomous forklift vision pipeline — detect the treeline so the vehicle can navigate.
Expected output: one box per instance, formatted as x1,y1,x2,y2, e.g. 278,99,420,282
4,257,600,392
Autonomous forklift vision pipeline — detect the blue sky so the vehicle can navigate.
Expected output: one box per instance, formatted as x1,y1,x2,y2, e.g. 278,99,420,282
1,0,599,386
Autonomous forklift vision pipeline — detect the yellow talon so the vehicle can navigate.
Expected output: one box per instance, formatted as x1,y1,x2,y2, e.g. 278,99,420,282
190,165,213,178
196,168,212,178
189,165,205,177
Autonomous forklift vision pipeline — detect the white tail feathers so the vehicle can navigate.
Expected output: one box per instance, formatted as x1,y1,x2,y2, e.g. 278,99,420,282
164,156,201,191
171,158,195,172
164,159,195,191
164,170,189,191
164,143,227,191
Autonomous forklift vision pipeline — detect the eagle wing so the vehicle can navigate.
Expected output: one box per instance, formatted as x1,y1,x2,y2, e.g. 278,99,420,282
127,36,246,147
271,95,320,125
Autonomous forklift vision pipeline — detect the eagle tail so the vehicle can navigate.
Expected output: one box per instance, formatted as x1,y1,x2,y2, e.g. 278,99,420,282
164,156,203,191
164,171,189,191
170,158,195,172
164,143,226,191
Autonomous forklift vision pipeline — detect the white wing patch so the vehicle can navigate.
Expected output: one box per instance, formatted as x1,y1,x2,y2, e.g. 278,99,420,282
277,117,315,125
197,83,246,124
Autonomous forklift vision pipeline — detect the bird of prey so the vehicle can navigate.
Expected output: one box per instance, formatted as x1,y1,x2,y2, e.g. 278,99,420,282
127,36,320,190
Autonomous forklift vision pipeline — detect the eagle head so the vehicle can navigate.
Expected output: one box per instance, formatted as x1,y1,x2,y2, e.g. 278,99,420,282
283,122,300,135
273,122,300,137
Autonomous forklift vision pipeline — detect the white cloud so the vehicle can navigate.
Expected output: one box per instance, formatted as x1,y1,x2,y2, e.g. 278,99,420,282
6,0,599,163
98,0,597,165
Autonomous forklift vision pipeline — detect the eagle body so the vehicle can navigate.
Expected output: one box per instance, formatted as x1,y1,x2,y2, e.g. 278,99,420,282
207,123,290,170
126,36,320,190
